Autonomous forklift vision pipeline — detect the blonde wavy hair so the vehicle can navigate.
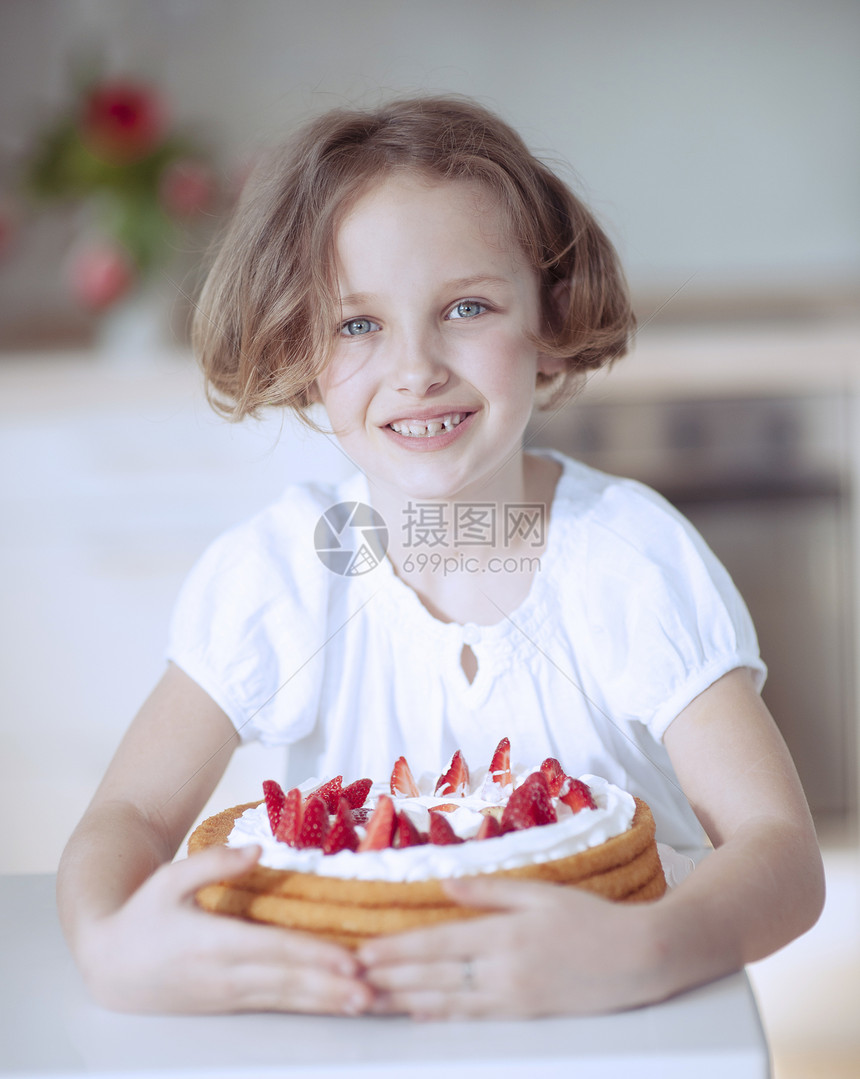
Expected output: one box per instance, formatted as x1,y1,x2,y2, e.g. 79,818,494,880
192,94,635,424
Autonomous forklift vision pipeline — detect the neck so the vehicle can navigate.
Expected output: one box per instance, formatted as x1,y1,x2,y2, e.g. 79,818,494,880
367,450,561,628
367,451,530,565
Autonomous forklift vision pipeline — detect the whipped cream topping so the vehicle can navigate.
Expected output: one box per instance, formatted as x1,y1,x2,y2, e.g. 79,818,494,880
226,772,635,883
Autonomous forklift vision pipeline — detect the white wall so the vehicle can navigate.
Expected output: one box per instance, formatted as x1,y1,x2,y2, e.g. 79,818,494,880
2,0,859,333
1,0,859,871
0,356,356,872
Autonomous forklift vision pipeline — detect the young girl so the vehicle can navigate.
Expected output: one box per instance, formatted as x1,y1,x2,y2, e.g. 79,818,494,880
58,95,824,1019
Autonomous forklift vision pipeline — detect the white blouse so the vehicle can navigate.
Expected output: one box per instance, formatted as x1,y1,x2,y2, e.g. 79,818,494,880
167,451,765,850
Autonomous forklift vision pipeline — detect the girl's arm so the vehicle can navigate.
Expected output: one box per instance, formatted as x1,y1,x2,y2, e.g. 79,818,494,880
58,663,372,1015
648,665,826,987
357,668,825,1018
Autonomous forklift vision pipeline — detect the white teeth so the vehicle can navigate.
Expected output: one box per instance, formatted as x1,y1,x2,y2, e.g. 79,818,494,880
390,413,465,437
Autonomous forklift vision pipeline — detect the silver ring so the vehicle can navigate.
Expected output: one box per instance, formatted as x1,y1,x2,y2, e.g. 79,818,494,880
462,958,476,991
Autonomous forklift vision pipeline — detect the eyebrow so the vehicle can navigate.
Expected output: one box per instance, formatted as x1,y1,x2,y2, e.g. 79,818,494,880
339,275,514,309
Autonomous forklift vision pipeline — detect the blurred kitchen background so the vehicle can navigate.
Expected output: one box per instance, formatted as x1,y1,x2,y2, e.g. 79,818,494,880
1,2,858,1074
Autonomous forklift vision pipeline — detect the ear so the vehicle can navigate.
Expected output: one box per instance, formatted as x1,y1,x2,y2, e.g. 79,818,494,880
547,278,570,328
537,352,567,378
536,279,570,379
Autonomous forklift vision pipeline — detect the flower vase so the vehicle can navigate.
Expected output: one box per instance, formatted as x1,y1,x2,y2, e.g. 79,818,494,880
96,286,170,367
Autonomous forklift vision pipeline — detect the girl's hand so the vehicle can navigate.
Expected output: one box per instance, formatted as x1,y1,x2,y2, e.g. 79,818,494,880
357,876,662,1020
77,844,374,1016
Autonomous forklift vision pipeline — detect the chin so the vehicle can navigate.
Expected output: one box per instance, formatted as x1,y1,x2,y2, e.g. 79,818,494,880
378,464,465,503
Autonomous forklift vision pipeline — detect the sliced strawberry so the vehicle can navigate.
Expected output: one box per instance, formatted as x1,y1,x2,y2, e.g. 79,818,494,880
487,737,512,788
500,772,557,833
262,779,286,834
323,797,360,855
522,771,559,824
428,811,465,845
434,749,470,797
395,811,428,848
539,757,567,797
308,775,343,813
357,794,396,851
295,794,329,849
390,755,421,798
274,787,303,845
342,778,372,809
476,814,502,840
351,806,371,826
559,776,597,813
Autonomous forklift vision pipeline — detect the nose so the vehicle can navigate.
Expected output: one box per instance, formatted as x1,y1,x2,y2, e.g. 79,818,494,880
388,326,450,397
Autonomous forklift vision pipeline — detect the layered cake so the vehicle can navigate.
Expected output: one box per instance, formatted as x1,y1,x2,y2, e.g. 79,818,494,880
188,739,666,948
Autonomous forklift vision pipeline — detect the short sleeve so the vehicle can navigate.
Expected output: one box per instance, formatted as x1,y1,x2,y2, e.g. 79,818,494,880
166,488,331,745
577,477,766,742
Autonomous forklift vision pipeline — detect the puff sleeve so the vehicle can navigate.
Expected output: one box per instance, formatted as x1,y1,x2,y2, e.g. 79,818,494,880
573,476,766,742
166,487,331,745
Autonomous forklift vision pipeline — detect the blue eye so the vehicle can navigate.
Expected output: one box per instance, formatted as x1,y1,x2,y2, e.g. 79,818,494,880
448,300,486,320
340,317,380,336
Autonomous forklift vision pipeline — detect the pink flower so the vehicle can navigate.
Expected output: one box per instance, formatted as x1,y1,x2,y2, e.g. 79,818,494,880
159,159,213,216
80,80,166,163
67,242,135,310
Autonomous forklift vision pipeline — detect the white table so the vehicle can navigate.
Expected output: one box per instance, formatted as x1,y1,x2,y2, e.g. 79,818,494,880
0,874,770,1078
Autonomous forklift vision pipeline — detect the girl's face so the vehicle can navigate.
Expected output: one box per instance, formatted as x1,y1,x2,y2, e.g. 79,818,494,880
315,174,558,504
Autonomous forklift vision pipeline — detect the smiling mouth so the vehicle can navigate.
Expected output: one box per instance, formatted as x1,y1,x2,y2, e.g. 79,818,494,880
387,412,470,438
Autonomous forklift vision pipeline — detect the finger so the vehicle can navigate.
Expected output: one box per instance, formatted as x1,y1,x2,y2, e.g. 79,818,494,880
187,916,372,1012
369,985,486,1021
226,959,374,1016
443,875,573,910
167,852,366,979
167,844,262,899
363,957,465,994
358,941,504,1020
358,919,485,967
206,911,363,978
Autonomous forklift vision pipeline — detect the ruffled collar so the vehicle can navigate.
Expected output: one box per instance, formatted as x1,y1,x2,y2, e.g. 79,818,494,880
340,450,585,699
